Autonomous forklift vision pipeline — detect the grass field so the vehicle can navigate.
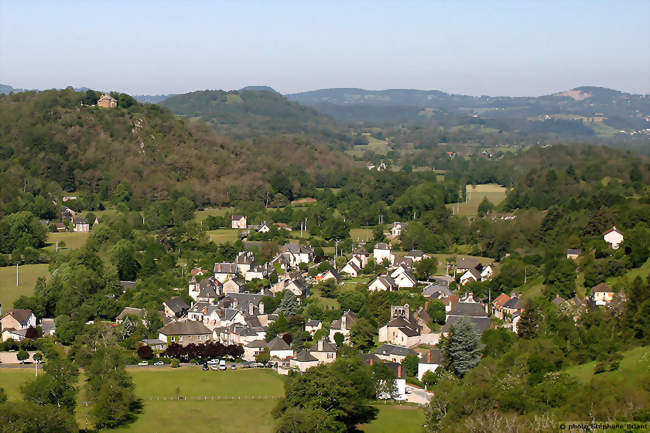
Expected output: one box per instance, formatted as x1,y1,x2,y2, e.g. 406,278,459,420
194,207,234,222
446,183,508,217
607,257,650,289
44,231,90,251
564,346,650,384
0,264,50,310
0,367,425,433
350,228,374,241
206,228,240,244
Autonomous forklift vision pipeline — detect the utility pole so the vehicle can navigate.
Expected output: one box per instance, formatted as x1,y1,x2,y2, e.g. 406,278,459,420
16,263,19,287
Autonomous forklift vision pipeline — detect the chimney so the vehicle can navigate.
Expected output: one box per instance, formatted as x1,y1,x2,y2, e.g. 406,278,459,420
427,350,431,363
233,298,238,309
259,301,265,314
318,338,323,351
341,314,347,329
248,302,254,316
369,358,374,366
398,364,403,378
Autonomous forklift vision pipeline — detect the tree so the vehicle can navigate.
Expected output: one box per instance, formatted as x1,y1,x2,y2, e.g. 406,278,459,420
349,318,376,351
17,350,29,364
21,356,79,412
278,291,301,317
477,197,494,217
544,258,576,298
371,362,397,398
137,345,153,360
446,318,483,377
402,353,419,377
274,356,378,431
0,387,7,403
517,306,543,340
333,332,345,347
427,299,446,325
0,211,48,254
421,370,440,389
372,225,385,242
415,257,438,280
0,401,78,433
111,240,139,281
255,347,270,363
318,279,337,298
625,225,650,267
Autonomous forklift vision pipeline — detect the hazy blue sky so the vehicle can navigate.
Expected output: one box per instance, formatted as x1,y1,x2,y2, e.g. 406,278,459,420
1,1,648,96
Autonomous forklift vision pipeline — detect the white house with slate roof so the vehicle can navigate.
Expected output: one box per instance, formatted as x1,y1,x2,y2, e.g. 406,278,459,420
442,302,491,336
291,350,319,372
232,215,247,229
373,343,416,363
603,226,624,250
373,243,395,266
369,275,397,292
329,310,356,343
418,348,442,380
309,337,337,364
268,336,293,360
341,260,362,277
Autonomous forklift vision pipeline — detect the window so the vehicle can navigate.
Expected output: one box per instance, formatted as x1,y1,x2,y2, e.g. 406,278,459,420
171,336,175,342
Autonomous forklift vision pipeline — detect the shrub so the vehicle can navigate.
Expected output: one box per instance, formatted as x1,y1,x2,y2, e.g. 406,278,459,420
170,359,180,368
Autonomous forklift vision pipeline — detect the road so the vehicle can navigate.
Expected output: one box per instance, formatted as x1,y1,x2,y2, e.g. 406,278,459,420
405,385,433,405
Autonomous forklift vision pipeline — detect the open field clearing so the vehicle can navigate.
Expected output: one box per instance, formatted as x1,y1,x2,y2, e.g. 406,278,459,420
446,183,508,217
44,231,90,251
0,366,425,433
350,227,374,241
194,207,234,222
0,264,49,310
206,228,240,244
564,346,650,384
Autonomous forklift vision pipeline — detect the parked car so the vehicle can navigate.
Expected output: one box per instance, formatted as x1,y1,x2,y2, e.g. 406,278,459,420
202,364,209,371
231,364,237,370
138,361,149,366
153,361,164,366
207,359,219,365
219,360,227,370
393,394,407,401
210,364,218,371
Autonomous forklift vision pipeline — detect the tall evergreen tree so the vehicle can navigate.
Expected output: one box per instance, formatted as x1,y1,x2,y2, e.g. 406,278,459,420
278,291,301,317
446,318,483,377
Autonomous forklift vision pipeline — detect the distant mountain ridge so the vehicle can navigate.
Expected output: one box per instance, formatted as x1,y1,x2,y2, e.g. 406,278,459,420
286,86,650,128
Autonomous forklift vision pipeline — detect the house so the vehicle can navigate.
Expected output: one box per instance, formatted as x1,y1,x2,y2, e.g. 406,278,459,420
392,270,417,289
232,215,248,229
443,294,460,312
189,277,220,302
417,348,442,381
53,222,66,232
373,343,416,363
385,362,407,398
393,256,414,269
213,262,239,284
501,296,525,317
291,350,320,372
243,339,268,362
158,321,213,346
1,309,36,334
115,307,145,324
221,293,266,316
268,336,293,360
592,283,615,306
566,249,582,260
352,249,369,268
140,338,167,351
460,268,481,286
73,217,89,232
405,250,426,262
491,293,511,320
97,93,117,108
162,296,189,319
329,310,356,343
272,273,310,297
1,328,29,342
281,244,314,266
305,319,322,336
245,263,274,281
422,284,453,299
443,302,491,336
40,318,56,336
341,260,362,277
368,275,397,292
257,222,271,233
456,257,481,274
378,305,421,347
316,269,340,282
309,337,337,364
603,226,624,250
480,264,494,280
391,222,402,237
235,251,256,274
222,277,246,295
373,243,395,266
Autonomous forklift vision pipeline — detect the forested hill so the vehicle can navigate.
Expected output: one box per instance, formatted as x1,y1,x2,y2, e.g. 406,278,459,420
287,86,650,133
0,89,355,214
161,89,350,141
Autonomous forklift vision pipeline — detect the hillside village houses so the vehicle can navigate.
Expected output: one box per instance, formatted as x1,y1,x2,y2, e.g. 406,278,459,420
231,215,248,229
97,93,117,108
373,242,395,266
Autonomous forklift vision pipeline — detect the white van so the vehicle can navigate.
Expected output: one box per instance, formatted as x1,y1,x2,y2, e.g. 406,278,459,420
219,359,227,370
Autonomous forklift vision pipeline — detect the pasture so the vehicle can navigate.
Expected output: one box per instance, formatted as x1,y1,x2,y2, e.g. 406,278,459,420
205,228,240,244
194,207,234,222
350,227,374,241
0,366,426,433
45,231,90,251
446,183,508,217
0,264,50,310
564,346,650,385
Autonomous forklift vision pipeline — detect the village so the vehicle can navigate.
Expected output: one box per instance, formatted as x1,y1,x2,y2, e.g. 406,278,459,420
0,214,628,404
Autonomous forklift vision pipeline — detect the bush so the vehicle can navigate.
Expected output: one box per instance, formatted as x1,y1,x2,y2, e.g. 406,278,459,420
170,359,180,368
137,345,154,360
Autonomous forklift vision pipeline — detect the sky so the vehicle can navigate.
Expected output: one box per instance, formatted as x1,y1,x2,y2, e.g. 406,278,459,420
0,1,648,96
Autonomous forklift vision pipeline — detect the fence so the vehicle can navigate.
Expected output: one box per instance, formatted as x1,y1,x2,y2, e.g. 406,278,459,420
143,395,282,401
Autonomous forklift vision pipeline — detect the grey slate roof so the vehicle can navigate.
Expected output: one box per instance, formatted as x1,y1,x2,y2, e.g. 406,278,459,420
159,320,211,335
373,343,415,357
294,349,318,362
116,307,144,321
503,297,525,310
442,316,492,335
422,284,453,299
214,263,238,273
447,302,488,317
164,296,190,316
268,336,291,351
